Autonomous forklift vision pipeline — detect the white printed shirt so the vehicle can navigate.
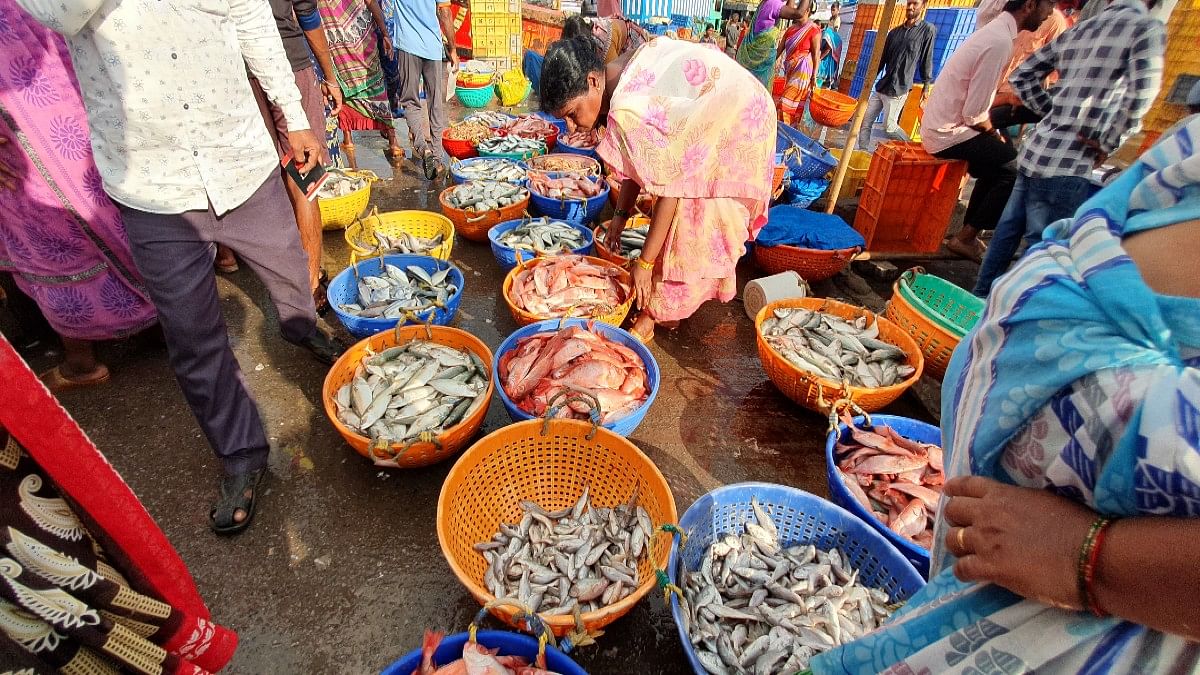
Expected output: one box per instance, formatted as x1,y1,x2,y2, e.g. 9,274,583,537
16,0,309,215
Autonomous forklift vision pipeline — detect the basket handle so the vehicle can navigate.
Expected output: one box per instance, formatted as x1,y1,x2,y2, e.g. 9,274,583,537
369,431,441,467
392,310,436,342
653,522,689,604
540,389,602,440
470,598,555,669
825,395,872,435
465,212,488,223
899,266,925,289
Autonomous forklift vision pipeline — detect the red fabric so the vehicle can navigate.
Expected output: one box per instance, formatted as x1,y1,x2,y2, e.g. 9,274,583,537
338,105,390,132
0,336,238,672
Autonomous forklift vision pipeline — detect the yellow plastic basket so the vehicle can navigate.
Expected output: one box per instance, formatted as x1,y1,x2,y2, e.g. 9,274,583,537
343,208,456,260
496,68,531,107
318,169,378,230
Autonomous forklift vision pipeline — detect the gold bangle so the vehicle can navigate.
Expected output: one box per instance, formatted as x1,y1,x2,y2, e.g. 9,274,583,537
635,256,655,271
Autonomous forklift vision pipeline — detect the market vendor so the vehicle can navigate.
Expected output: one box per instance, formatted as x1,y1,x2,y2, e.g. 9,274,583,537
540,37,776,343
812,118,1200,674
737,0,814,89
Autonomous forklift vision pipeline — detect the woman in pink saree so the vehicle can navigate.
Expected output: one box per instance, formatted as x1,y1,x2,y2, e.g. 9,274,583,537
0,2,156,390
540,37,776,342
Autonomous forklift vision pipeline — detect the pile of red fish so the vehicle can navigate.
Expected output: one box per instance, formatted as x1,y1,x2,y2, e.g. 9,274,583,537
499,323,649,424
528,173,603,200
510,255,629,318
833,413,944,549
412,630,561,675
503,116,558,142
559,128,600,149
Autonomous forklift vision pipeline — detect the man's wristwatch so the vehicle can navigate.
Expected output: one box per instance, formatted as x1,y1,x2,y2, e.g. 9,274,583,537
613,207,631,220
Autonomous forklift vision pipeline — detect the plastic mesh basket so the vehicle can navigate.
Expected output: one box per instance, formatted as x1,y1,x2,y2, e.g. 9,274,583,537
327,255,464,339
777,123,837,180
382,631,585,675
668,482,926,675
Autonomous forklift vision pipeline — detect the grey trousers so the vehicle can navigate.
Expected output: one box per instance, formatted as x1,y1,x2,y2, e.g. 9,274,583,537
397,50,448,157
118,173,317,476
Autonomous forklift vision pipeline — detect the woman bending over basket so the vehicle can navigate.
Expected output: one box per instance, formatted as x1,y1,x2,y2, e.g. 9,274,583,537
811,117,1200,674
540,37,777,343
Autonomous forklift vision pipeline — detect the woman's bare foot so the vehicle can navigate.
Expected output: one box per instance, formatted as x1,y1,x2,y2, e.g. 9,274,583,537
629,312,656,343
215,244,238,273
40,363,110,392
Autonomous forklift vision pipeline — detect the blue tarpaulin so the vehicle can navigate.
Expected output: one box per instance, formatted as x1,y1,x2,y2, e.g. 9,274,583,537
756,206,865,250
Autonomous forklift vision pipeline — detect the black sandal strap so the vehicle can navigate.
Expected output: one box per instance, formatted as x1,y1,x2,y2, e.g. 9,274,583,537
210,469,263,534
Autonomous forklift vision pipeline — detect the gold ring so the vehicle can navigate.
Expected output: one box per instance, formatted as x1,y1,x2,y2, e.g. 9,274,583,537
956,526,967,553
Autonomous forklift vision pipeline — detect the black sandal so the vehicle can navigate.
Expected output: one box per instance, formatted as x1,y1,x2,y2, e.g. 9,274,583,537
209,469,264,535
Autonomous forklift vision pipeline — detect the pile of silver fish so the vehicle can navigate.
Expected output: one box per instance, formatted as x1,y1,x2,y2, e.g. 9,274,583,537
317,168,368,198
478,135,545,156
760,308,915,388
473,485,653,616
464,111,514,128
332,339,488,446
454,158,527,183
444,181,528,212
368,231,445,256
338,264,458,319
608,224,649,259
496,217,586,254
680,498,898,674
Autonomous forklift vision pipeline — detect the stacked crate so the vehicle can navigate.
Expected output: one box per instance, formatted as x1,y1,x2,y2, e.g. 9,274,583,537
854,142,969,253
471,0,522,72
841,1,976,91
1138,1,1200,141
841,1,908,84
916,7,975,83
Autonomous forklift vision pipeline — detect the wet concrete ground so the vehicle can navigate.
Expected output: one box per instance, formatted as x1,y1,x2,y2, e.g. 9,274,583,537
4,101,976,673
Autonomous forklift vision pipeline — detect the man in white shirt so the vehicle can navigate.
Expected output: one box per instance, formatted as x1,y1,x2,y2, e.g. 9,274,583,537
18,0,343,534
919,0,1054,260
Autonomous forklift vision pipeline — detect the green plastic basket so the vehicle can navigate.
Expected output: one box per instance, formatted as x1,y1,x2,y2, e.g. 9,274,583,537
455,85,494,109
478,141,547,162
896,268,984,339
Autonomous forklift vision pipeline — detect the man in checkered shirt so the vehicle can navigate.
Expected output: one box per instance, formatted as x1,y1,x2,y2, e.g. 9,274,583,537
973,0,1165,296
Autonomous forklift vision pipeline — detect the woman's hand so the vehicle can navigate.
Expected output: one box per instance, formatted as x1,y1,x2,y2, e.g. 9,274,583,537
0,136,16,190
631,261,653,308
606,215,627,251
943,475,1095,610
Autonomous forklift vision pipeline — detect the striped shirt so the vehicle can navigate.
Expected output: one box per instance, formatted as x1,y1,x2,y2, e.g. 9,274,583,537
1010,0,1165,178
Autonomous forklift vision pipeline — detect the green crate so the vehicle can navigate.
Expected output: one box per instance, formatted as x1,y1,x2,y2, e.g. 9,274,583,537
896,268,984,339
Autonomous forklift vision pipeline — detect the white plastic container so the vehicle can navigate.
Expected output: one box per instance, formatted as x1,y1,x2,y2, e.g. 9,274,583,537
743,271,809,320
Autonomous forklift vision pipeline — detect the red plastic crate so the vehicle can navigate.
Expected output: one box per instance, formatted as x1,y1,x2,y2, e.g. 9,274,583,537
853,142,968,254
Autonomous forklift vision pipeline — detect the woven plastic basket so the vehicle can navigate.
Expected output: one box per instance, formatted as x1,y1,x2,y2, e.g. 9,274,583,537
479,140,547,161
810,88,857,127
591,215,651,265
526,154,601,177
826,414,940,577
439,182,530,243
437,418,678,636
501,254,633,328
455,84,494,108
504,126,559,153
344,209,455,260
321,324,490,467
528,173,610,225
318,169,377,230
777,122,837,180
441,128,484,160
884,267,983,380
667,482,925,674
554,136,599,160
755,297,924,414
487,218,595,272
382,630,585,675
492,319,659,436
327,254,464,339
496,70,531,106
753,243,860,282
449,157,528,187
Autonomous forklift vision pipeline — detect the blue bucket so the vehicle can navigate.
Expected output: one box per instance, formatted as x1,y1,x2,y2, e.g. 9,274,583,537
487,218,594,272
528,172,610,225
826,414,941,577
380,630,586,675
492,319,660,437
328,254,465,339
667,483,926,674
450,158,528,187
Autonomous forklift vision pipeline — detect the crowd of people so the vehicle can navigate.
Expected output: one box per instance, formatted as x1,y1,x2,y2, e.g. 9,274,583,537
1,0,1196,671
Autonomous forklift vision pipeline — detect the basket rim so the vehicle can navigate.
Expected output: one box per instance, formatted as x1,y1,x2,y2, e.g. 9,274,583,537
895,269,982,338
343,209,456,258
755,242,862,259
590,216,651,263
320,323,493,455
436,418,678,631
501,253,633,323
754,296,925,398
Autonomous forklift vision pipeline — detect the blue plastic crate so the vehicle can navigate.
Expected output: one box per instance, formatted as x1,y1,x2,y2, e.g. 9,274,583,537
925,7,976,39
776,123,836,179
826,414,942,577
667,483,926,675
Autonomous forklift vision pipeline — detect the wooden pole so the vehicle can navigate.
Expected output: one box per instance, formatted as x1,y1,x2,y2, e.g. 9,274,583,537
824,0,898,214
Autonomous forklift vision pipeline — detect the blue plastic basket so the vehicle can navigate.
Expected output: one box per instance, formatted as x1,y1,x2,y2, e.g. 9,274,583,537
455,85,493,109
492,319,660,436
667,482,926,674
380,630,586,675
554,137,599,160
328,254,465,339
528,172,611,225
777,123,837,180
826,414,941,578
486,218,595,271
450,157,529,187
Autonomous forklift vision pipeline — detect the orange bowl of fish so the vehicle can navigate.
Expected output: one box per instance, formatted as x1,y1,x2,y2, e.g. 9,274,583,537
592,215,651,266
501,254,633,327
322,325,494,468
754,297,924,414
437,418,678,637
438,184,531,243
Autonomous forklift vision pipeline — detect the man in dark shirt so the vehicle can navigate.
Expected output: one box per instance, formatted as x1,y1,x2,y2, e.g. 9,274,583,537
857,0,935,151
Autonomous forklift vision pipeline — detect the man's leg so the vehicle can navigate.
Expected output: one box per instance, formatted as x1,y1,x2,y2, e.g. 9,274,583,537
1023,175,1093,247
397,51,433,158
857,91,885,152
973,173,1029,296
881,94,907,140
118,204,270,478
936,133,1018,259
422,56,449,162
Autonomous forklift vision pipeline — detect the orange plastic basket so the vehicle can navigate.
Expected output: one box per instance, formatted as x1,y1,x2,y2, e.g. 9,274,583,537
591,215,651,266
437,418,678,637
439,184,530,242
754,297,924,414
321,325,494,468
501,254,633,327
810,89,857,127
753,243,860,282
884,291,958,381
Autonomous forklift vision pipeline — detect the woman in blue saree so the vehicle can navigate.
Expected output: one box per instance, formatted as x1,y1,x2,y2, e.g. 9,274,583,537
816,7,842,89
813,118,1200,673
